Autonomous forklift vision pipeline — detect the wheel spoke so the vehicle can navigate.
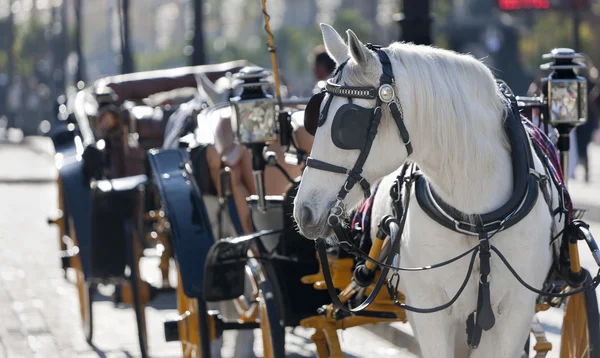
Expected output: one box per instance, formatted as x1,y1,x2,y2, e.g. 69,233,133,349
560,289,591,357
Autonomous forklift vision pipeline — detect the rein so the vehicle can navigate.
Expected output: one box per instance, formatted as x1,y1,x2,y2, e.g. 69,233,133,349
307,43,600,350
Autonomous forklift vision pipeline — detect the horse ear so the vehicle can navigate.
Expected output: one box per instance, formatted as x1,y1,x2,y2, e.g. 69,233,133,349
347,29,372,68
195,72,221,106
320,23,348,65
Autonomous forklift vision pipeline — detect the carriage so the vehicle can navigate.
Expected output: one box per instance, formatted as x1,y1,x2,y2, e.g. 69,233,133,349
46,60,252,357
45,3,600,357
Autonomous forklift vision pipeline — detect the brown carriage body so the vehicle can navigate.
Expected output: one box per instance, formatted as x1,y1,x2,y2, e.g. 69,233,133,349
89,60,253,177
96,60,252,105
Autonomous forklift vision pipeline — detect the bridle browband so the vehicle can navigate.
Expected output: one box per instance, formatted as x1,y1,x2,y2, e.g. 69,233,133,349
305,45,413,225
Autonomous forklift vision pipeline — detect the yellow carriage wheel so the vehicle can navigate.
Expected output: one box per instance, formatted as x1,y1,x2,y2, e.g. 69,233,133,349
68,218,93,343
560,269,600,358
172,257,285,358
129,186,150,358
259,290,276,358
175,265,203,358
247,260,286,358
50,177,70,273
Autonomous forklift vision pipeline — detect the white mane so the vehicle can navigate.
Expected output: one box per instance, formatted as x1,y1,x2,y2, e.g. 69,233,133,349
341,43,512,213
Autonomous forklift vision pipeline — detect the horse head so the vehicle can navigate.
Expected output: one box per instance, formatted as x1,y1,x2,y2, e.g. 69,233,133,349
294,23,506,239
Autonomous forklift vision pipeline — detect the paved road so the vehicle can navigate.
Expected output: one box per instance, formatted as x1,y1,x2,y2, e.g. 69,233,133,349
0,134,414,358
1,133,599,358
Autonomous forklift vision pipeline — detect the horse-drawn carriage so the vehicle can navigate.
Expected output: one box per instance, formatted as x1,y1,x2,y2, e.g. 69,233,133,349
46,60,254,357
46,4,600,357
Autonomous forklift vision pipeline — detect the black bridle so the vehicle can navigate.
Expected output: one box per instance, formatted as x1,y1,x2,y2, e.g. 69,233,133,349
305,45,412,228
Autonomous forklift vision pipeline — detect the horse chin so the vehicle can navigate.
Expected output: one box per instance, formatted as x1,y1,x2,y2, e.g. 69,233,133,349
298,222,333,240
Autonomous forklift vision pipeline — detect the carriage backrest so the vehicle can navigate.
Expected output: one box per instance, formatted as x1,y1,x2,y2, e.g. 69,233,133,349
96,60,252,106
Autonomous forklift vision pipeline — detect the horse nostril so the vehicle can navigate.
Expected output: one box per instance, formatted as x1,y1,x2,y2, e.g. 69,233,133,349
300,205,315,228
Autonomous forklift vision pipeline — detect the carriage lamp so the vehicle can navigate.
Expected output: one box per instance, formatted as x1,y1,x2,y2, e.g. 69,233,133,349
540,48,588,186
541,48,587,128
538,49,600,288
229,66,277,145
230,66,277,212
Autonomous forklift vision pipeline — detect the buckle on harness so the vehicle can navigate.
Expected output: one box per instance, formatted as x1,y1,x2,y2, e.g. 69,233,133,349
529,168,548,185
386,271,401,302
327,199,347,227
454,220,504,236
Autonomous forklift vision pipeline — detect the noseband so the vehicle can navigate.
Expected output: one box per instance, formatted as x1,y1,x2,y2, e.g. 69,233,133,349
304,44,412,228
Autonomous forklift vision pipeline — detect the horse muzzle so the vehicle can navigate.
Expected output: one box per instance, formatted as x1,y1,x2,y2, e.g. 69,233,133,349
294,201,334,240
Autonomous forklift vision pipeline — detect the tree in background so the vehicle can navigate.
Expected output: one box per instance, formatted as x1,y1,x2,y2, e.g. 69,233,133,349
13,13,48,78
519,11,598,76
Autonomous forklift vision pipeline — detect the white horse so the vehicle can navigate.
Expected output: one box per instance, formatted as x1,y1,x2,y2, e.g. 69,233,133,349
294,23,559,358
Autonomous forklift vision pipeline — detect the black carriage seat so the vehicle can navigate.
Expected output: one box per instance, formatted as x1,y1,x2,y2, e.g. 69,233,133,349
88,174,148,282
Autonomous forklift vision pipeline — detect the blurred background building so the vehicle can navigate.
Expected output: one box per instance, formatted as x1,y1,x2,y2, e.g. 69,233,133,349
0,0,598,135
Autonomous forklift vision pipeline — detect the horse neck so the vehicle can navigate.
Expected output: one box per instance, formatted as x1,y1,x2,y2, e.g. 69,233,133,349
411,112,514,215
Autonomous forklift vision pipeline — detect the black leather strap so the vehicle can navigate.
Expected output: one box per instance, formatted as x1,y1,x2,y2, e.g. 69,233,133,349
315,238,398,319
476,234,495,331
377,51,395,86
389,101,413,156
304,158,371,199
325,80,378,99
466,231,495,348
306,158,348,175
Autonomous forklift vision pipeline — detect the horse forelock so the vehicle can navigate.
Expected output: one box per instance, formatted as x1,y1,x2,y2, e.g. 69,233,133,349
338,56,381,89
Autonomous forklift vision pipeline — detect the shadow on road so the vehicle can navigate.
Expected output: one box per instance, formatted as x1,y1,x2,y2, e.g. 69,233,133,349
87,342,136,358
